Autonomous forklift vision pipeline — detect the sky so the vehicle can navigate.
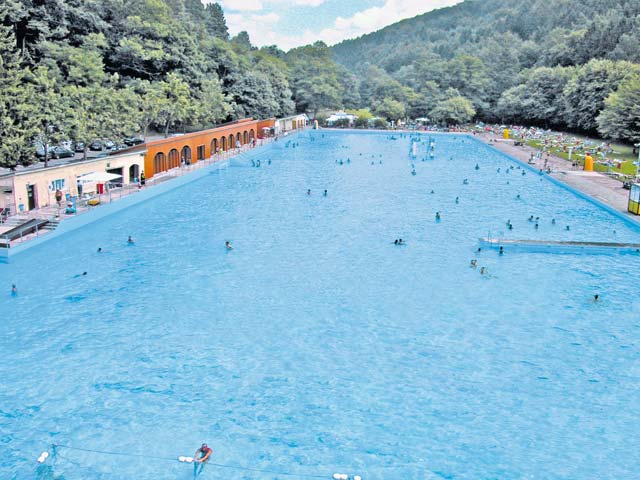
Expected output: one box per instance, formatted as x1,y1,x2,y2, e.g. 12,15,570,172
211,0,464,51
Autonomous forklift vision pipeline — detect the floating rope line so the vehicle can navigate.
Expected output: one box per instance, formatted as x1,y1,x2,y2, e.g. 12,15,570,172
49,443,341,479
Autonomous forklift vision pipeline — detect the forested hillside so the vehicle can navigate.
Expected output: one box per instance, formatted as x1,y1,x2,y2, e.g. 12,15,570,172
1,0,639,170
332,0,640,142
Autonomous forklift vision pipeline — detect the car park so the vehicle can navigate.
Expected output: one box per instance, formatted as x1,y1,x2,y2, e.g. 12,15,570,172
89,140,103,151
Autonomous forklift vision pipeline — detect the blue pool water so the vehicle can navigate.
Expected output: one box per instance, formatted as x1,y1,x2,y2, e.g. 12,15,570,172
2,131,640,480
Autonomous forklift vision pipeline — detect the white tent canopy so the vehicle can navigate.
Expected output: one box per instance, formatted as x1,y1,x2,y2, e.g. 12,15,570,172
77,171,121,183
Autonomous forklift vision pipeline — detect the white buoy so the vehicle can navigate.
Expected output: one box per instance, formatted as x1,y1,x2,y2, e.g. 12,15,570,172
178,456,194,463
37,451,49,464
332,474,348,480
354,476,362,480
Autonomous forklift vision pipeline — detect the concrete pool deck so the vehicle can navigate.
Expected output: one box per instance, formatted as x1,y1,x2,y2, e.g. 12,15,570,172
477,131,634,220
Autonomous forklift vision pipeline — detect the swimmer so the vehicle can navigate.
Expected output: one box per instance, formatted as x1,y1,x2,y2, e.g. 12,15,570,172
463,179,469,185
455,197,459,204
516,194,520,199
499,246,504,255
127,236,134,244
477,247,482,253
470,259,477,268
307,189,311,195
193,443,212,477
566,225,570,231
430,190,435,194
475,163,480,170
594,294,599,302
97,247,102,253
552,218,556,225
435,212,441,221
508,223,513,230
480,267,487,275
323,190,327,196
268,159,271,165
11,284,17,296
535,223,539,229
411,169,416,176
397,239,405,245
528,215,534,222
225,241,233,250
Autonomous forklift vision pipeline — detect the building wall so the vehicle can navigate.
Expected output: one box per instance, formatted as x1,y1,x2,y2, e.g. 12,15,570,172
6,151,144,213
144,118,276,178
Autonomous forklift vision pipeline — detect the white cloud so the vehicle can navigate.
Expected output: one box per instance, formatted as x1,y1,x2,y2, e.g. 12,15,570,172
218,0,326,12
218,0,263,12
224,0,463,50
226,12,281,39
318,0,463,45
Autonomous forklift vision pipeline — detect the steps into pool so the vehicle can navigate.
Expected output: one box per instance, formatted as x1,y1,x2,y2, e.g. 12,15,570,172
480,237,640,254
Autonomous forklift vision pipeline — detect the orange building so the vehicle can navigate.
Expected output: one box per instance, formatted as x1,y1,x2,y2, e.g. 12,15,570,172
138,118,275,178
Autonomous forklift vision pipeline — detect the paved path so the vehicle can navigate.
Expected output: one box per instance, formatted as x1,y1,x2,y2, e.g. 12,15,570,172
477,132,635,220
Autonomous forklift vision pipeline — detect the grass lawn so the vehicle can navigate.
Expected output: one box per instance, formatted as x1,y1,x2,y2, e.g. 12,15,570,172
516,134,638,177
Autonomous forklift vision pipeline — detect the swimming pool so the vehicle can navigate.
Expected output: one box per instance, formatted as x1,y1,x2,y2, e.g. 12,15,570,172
2,131,640,479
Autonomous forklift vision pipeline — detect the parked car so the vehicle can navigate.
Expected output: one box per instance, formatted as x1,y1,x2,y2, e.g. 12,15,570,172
74,142,85,153
50,146,75,159
103,140,115,150
124,137,145,146
89,140,103,151
116,144,129,151
35,144,53,160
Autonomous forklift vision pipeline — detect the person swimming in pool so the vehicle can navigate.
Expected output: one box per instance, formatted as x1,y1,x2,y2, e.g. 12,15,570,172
11,284,17,296
97,247,102,253
193,443,212,477
470,259,477,268
225,241,233,250
127,236,134,244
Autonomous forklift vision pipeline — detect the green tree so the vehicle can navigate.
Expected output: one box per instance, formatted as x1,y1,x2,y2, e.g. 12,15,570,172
348,108,373,128
286,42,342,116
22,66,69,168
563,59,640,132
597,75,640,143
0,19,35,169
374,97,406,122
430,96,476,125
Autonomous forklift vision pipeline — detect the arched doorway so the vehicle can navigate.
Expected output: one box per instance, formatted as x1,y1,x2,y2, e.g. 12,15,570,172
154,152,166,174
236,132,242,146
243,131,248,144
129,164,140,183
211,138,218,155
181,146,192,165
229,134,234,149
221,136,227,151
168,149,179,169
249,129,255,141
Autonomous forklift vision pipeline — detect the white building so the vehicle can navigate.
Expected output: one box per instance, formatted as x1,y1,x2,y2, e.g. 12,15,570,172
326,112,357,126
274,114,309,135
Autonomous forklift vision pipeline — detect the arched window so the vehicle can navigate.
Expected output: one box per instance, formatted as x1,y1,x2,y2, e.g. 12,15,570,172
243,131,248,144
249,129,255,141
154,152,166,174
229,134,234,149
211,138,218,155
221,136,227,151
181,146,192,165
168,149,179,169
